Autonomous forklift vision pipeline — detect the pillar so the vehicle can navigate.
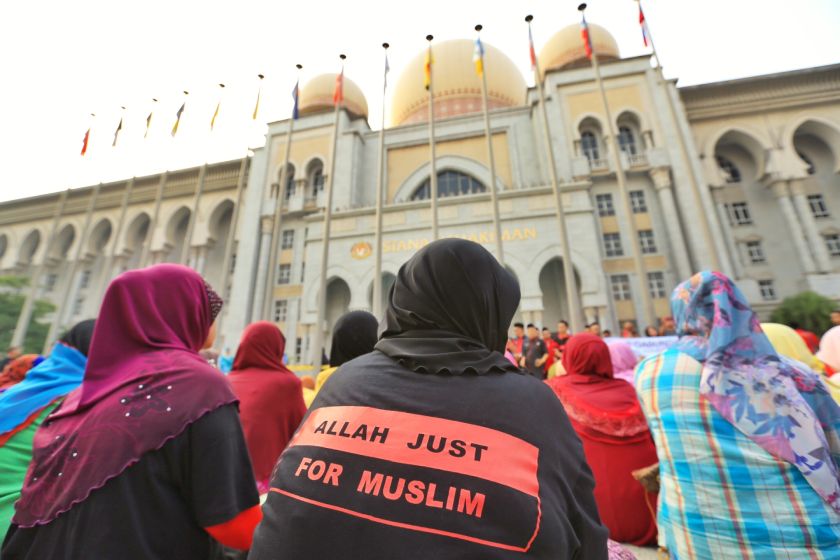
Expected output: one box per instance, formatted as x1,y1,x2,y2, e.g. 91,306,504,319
710,187,744,279
650,167,692,279
790,179,831,273
250,217,274,321
771,181,816,274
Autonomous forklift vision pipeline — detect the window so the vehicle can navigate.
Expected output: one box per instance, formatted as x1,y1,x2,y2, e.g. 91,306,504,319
725,202,753,226
309,165,325,196
411,171,486,201
281,229,295,249
716,155,741,183
72,297,84,317
630,190,648,213
825,234,840,257
230,253,237,273
44,273,58,292
79,269,91,289
273,300,288,322
758,279,777,301
295,337,303,361
581,131,600,161
808,194,830,219
648,272,667,299
603,233,624,257
618,126,637,155
798,151,816,175
300,261,305,282
596,193,615,217
610,274,632,301
745,240,766,264
277,264,291,285
638,230,657,254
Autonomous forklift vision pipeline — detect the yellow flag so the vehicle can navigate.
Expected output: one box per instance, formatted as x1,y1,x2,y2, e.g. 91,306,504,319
424,49,433,90
210,102,220,131
473,38,484,76
252,90,261,120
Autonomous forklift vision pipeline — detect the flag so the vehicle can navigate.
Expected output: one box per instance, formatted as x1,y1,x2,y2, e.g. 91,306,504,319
80,128,90,156
291,80,300,119
252,90,261,120
333,68,344,106
424,48,433,90
580,14,593,59
528,25,537,70
384,53,390,90
473,37,484,76
112,118,123,147
171,102,185,137
639,5,649,47
144,111,153,138
210,102,220,130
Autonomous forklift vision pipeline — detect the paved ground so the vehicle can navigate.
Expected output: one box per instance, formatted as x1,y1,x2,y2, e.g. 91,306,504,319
624,545,664,559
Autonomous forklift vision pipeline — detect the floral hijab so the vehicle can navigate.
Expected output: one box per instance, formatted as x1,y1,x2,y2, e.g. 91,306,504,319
673,271,840,513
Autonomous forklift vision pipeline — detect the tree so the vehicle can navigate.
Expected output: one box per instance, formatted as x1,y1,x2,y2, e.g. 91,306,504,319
0,276,55,354
769,291,836,336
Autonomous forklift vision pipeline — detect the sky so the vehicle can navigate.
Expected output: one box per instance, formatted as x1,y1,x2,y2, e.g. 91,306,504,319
1,0,838,202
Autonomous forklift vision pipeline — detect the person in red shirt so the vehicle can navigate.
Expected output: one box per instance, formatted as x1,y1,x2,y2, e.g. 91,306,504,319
506,322,525,362
542,327,558,375
620,322,637,338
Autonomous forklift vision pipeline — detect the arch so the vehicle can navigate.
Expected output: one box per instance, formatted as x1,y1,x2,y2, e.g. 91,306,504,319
410,170,486,201
0,233,7,262
164,206,191,263
525,244,601,298
88,218,113,254
614,108,649,134
786,117,840,172
712,128,769,184
49,224,76,260
578,116,605,162
616,110,643,156
208,199,235,240
573,113,604,137
367,272,397,313
17,229,41,266
123,212,151,269
324,277,352,352
306,158,326,198
278,163,296,199
539,257,583,326
393,155,503,203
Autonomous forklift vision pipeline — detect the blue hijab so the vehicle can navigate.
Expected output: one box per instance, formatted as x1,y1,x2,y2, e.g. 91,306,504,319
0,333,90,436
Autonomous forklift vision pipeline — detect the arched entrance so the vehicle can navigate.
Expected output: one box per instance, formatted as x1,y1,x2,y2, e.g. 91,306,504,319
539,257,581,327
368,272,396,316
324,277,351,358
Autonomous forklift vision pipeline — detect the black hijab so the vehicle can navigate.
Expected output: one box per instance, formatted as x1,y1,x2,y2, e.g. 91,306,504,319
329,311,379,367
59,319,96,357
375,239,521,375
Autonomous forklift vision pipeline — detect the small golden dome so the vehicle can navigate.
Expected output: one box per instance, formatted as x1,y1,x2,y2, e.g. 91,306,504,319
298,73,369,119
539,23,620,77
389,39,527,127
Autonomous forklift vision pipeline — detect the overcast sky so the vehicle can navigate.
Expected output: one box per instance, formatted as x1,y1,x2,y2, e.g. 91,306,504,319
1,0,838,202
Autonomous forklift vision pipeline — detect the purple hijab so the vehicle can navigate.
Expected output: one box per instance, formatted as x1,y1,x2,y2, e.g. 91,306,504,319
13,264,236,527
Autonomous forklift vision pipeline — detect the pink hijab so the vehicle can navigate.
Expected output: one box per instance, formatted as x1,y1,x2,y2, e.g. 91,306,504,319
607,341,638,385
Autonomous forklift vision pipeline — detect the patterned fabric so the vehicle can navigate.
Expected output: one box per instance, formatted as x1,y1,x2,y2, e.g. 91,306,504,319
671,271,840,513
203,280,224,322
636,349,840,558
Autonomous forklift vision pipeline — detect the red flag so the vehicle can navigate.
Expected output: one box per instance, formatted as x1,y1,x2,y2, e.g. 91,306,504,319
580,15,593,59
639,5,649,47
333,68,344,106
528,25,537,70
80,128,90,156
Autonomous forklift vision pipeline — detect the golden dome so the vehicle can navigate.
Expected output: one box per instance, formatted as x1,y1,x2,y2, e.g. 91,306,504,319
539,23,620,77
298,73,369,119
389,39,527,127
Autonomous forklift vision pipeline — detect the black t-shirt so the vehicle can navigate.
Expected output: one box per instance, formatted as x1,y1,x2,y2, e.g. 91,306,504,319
249,351,607,560
2,404,259,560
522,338,547,378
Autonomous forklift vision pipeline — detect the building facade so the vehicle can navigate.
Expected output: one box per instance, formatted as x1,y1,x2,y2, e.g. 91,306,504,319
2,23,839,360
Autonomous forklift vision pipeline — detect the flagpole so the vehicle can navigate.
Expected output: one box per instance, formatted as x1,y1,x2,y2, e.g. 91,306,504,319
11,189,70,348
475,25,505,265
310,54,346,365
140,171,168,266
180,163,208,266
43,182,101,353
426,35,439,241
92,176,134,306
637,0,720,271
527,15,584,333
579,3,654,327
263,64,303,319
372,43,389,319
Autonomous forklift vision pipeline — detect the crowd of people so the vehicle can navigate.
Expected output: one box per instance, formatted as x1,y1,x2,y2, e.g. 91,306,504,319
0,239,838,559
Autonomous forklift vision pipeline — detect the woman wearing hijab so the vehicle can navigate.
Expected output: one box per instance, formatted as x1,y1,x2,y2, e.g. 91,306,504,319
606,340,639,386
315,310,379,394
819,326,840,379
2,264,261,559
0,320,94,542
548,334,658,546
228,321,306,494
636,271,840,559
250,239,607,559
0,355,41,392
764,323,840,404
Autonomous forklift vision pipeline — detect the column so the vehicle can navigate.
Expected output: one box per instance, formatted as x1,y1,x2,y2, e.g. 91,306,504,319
193,245,208,275
250,217,273,321
583,306,598,328
790,179,831,272
710,187,744,279
649,167,692,279
771,181,817,274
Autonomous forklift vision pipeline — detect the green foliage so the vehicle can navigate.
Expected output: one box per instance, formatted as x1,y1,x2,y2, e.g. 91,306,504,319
0,276,55,354
769,291,837,336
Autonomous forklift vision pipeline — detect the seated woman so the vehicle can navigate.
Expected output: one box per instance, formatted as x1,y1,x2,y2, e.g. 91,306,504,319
250,239,607,559
2,264,261,559
548,334,658,546
314,310,379,394
228,321,306,493
606,340,639,386
763,322,840,403
0,320,94,541
636,271,840,559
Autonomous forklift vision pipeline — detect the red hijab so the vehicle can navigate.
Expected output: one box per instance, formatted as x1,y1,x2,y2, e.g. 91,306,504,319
0,354,40,390
547,333,649,442
228,322,306,492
